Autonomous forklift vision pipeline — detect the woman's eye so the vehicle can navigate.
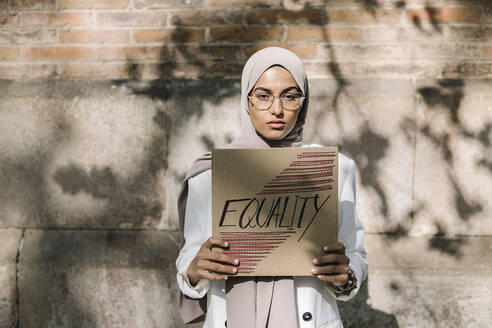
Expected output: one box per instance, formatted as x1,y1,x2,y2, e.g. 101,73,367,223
283,94,298,100
257,94,270,100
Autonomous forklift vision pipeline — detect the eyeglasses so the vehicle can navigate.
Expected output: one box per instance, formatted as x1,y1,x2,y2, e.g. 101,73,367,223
248,90,305,111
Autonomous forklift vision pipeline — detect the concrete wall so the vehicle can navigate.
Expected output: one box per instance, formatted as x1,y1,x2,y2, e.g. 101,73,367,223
2,78,489,235
1,0,491,327
1,77,490,327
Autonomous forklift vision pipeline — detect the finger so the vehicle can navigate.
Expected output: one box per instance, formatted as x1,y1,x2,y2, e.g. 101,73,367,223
311,264,348,275
316,273,348,284
197,269,229,281
198,247,239,265
198,260,238,275
209,252,239,266
313,254,350,265
323,242,345,253
202,237,229,250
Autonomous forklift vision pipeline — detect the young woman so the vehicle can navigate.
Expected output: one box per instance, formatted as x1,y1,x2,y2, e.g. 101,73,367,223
176,47,367,328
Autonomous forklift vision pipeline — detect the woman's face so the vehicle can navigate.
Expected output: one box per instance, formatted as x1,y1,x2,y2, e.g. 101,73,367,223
248,66,301,141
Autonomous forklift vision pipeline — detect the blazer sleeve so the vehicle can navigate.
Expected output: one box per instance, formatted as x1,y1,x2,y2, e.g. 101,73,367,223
327,157,368,301
175,170,212,299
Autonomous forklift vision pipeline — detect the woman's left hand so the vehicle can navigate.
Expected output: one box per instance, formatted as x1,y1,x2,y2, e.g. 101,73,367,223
311,242,350,286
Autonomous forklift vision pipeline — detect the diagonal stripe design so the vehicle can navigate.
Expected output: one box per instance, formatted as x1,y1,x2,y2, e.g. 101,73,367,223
220,231,296,273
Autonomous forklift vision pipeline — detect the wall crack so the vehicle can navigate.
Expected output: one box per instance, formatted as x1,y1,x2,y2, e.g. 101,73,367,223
15,228,26,328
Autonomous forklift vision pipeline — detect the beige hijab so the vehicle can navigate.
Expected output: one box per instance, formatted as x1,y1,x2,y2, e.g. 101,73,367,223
178,47,309,327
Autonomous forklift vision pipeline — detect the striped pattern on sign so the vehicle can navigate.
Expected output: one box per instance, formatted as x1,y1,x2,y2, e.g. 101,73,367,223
256,151,336,196
220,231,295,273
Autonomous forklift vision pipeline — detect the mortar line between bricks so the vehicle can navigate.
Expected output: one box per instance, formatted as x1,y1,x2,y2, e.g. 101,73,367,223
15,228,26,328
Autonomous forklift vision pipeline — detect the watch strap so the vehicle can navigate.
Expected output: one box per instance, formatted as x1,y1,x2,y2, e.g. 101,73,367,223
328,268,357,295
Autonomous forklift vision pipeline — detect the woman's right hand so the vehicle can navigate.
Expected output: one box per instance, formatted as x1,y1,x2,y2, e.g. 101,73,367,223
187,237,239,286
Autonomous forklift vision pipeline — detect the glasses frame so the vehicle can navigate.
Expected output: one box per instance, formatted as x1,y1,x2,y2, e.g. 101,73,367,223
248,91,305,111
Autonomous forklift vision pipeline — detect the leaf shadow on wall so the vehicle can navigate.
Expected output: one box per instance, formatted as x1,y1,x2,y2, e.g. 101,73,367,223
0,81,178,326
0,108,101,327
413,79,487,256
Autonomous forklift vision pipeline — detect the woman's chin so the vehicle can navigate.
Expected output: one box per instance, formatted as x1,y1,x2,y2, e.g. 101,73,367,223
260,129,288,141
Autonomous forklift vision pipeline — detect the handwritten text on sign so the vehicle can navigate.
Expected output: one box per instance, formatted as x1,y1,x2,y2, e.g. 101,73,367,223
212,147,338,276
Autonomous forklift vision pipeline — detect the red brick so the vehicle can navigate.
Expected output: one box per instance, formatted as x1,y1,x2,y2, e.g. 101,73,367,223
441,62,492,78
0,0,56,10
354,61,449,79
0,63,56,79
288,26,363,42
59,0,129,9
210,26,283,42
0,47,20,60
0,29,58,44
446,26,492,42
404,43,480,60
207,0,282,6
206,61,243,78
481,45,492,60
245,8,324,25
405,7,482,24
60,29,129,43
327,9,401,24
21,12,92,27
136,62,205,79
25,46,93,60
322,44,405,60
169,9,244,26
243,44,318,59
134,0,204,9
320,0,376,5
485,6,492,24
366,27,447,42
96,46,165,60
133,28,204,43
96,11,168,27
166,45,244,62
304,62,358,78
0,13,19,27
59,62,130,79
364,27,401,42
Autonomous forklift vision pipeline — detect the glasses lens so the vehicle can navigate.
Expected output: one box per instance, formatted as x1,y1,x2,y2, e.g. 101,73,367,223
281,93,302,110
251,91,273,110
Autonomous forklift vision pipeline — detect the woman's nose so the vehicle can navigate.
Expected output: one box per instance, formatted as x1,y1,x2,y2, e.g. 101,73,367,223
269,97,283,116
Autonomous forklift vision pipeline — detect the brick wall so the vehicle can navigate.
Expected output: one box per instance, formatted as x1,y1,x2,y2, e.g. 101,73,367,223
1,0,491,79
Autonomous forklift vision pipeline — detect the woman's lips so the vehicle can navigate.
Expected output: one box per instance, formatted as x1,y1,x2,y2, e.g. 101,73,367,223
267,121,285,129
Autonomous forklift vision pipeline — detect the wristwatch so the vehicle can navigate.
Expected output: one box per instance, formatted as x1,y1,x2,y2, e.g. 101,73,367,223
328,268,357,295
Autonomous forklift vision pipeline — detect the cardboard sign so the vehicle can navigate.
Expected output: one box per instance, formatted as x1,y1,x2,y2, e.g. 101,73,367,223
212,147,338,276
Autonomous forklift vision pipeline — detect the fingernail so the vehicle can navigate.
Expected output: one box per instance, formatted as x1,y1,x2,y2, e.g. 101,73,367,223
224,242,229,247
232,268,237,273
313,258,318,264
234,259,239,265
311,268,316,274
224,276,228,280
323,246,328,251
